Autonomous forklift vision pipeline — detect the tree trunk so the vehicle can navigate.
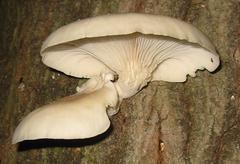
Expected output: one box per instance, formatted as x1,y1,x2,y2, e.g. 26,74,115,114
0,0,240,163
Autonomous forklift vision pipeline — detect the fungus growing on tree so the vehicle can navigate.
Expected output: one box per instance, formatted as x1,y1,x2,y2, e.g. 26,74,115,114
12,13,220,144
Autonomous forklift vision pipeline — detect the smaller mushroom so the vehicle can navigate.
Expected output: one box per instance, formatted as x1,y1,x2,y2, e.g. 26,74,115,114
12,13,220,143
12,74,119,143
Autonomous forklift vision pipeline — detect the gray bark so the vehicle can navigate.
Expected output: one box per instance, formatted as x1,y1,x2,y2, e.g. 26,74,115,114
0,0,240,163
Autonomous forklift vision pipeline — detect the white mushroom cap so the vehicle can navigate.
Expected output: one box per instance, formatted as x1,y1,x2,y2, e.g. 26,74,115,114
41,13,215,53
12,75,118,143
41,13,219,98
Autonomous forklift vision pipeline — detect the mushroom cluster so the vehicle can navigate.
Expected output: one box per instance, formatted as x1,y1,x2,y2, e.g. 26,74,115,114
12,13,220,144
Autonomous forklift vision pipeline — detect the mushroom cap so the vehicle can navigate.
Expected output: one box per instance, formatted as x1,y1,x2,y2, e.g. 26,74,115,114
41,13,219,98
12,77,118,143
41,13,215,53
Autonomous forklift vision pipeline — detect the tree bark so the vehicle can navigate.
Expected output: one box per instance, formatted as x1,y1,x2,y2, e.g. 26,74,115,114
0,0,240,163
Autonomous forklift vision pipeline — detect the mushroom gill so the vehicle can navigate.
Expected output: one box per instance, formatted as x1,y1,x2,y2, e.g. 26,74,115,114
42,33,219,98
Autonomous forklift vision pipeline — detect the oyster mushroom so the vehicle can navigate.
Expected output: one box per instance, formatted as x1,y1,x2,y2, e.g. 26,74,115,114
12,13,220,143
12,74,118,143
